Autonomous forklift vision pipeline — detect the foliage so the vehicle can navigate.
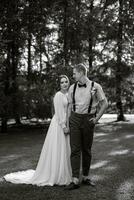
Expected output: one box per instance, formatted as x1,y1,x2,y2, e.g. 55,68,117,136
0,0,134,132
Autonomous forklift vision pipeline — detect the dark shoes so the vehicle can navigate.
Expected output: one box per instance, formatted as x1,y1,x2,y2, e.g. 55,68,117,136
65,179,95,190
82,179,96,187
65,182,80,190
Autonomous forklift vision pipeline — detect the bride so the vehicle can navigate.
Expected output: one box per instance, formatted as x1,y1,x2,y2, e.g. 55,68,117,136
4,75,72,186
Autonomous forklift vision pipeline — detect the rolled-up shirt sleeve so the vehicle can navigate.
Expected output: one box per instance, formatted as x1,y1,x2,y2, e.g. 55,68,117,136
95,83,106,102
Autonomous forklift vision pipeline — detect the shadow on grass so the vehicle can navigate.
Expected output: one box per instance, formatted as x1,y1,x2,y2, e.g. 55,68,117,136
0,123,134,200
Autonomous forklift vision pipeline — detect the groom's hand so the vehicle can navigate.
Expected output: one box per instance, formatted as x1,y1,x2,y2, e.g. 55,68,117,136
88,117,97,124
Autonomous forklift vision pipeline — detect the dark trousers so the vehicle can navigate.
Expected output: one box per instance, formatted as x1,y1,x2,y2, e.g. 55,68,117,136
69,112,95,178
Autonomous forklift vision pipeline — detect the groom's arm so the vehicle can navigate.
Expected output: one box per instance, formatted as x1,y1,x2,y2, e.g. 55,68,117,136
94,98,108,124
67,86,73,131
67,102,72,128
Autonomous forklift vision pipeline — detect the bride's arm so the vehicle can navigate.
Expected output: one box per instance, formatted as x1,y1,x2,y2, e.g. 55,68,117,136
53,92,66,129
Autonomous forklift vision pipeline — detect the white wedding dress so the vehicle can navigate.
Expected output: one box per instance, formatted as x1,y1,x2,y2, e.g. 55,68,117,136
4,91,72,186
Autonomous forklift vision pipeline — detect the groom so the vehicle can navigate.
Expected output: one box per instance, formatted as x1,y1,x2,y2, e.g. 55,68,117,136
67,63,108,190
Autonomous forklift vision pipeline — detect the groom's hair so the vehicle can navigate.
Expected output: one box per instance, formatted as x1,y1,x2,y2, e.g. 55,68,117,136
74,63,87,76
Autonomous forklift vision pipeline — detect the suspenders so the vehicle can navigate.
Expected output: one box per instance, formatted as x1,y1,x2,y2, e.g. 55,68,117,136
72,81,94,113
88,81,94,113
72,82,78,112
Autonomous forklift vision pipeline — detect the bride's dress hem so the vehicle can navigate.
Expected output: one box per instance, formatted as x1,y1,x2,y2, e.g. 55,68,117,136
3,92,72,186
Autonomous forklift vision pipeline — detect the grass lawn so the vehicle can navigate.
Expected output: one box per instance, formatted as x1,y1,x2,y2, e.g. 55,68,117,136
0,122,134,200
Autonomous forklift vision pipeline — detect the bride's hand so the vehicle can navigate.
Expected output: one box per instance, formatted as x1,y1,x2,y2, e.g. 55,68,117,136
63,127,70,135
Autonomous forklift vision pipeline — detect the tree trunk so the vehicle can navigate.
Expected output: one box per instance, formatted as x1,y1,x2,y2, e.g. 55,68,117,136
11,40,21,125
1,117,8,133
1,41,11,133
116,0,125,121
88,0,94,70
39,39,43,75
75,0,81,63
27,32,32,86
63,0,68,67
